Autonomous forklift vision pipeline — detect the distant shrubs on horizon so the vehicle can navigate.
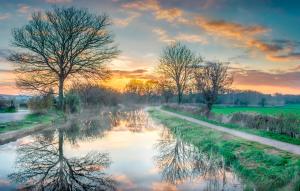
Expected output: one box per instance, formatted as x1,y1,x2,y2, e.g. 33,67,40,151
68,83,120,107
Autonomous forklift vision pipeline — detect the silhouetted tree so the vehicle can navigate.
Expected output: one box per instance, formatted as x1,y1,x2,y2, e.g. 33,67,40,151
157,78,174,103
124,79,145,96
9,7,119,109
194,61,232,115
158,42,202,104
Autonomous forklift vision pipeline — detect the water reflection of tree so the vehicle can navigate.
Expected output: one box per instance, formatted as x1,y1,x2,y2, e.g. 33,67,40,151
119,109,152,132
9,128,116,191
155,127,238,191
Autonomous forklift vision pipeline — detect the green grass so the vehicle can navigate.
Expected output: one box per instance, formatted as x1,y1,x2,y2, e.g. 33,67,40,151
149,109,300,191
212,104,300,117
0,111,63,133
0,107,17,113
162,106,300,145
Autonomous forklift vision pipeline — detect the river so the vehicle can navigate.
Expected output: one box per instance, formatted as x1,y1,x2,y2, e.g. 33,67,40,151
0,107,243,190
0,110,30,123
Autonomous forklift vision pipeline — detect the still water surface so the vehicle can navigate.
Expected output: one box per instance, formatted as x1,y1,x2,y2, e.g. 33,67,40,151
0,108,243,190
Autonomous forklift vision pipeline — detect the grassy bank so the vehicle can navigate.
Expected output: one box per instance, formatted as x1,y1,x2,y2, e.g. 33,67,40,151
149,109,300,191
162,106,300,145
0,111,63,133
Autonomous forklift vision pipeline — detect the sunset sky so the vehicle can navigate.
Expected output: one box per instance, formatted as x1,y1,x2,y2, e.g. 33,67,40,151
0,0,300,95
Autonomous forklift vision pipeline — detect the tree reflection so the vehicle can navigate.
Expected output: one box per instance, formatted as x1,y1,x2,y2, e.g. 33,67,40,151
155,127,238,191
9,128,116,191
119,109,153,132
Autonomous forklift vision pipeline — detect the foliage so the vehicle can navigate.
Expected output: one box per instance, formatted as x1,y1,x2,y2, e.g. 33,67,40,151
230,112,300,138
27,92,54,114
64,92,81,113
0,98,17,113
69,83,120,106
149,109,300,191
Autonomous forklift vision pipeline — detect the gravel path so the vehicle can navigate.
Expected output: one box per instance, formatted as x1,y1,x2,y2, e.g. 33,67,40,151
158,108,300,155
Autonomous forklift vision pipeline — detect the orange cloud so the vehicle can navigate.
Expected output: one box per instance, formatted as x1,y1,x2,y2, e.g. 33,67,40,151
122,0,183,22
195,17,268,40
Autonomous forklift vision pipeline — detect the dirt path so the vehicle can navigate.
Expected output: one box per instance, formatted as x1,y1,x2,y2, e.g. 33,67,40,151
157,108,300,155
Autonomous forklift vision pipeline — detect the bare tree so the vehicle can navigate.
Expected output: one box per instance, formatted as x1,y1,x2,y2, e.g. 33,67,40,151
158,42,202,104
194,61,232,115
9,7,119,109
157,78,174,103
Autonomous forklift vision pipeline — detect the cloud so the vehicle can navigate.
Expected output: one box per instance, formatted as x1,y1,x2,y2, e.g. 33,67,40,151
113,174,135,189
18,5,30,14
122,0,183,22
0,13,10,20
122,0,300,62
46,0,72,3
153,28,207,44
113,12,140,27
194,17,268,39
233,69,300,91
111,69,154,79
151,182,178,191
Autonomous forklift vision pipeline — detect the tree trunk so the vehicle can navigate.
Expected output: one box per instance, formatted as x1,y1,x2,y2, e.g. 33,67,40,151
206,102,213,117
58,78,64,110
177,92,182,104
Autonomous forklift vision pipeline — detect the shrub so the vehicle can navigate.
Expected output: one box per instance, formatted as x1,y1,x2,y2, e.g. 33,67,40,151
65,92,81,113
69,83,120,107
28,93,54,114
230,112,300,138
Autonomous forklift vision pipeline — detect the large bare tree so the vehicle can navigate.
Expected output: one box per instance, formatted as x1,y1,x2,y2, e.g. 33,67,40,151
194,61,232,115
158,42,202,104
9,7,119,109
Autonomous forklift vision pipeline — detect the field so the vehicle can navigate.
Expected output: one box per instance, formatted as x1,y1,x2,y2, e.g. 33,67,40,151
212,104,300,116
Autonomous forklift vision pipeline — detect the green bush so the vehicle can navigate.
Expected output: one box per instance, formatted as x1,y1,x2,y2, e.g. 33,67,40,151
65,92,81,113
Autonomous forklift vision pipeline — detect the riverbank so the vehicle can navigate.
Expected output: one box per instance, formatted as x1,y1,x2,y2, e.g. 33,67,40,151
148,108,300,191
162,106,300,145
0,111,63,144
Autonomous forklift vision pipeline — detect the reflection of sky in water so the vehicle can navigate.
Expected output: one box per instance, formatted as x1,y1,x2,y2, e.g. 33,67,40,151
0,109,243,191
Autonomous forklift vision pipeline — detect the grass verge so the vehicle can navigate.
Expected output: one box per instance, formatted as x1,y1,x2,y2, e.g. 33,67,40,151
0,111,63,134
162,106,300,145
149,108,300,191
